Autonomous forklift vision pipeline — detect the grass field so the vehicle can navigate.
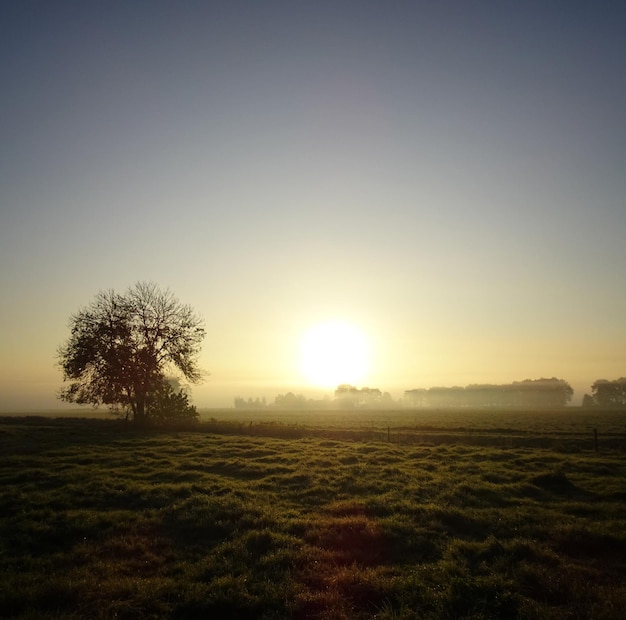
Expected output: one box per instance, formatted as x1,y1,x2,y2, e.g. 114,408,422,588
1,410,625,619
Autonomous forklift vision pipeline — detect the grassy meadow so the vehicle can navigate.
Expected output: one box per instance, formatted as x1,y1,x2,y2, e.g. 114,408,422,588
1,410,625,619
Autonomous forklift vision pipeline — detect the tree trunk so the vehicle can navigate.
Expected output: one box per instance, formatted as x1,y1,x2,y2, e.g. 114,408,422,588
134,398,146,426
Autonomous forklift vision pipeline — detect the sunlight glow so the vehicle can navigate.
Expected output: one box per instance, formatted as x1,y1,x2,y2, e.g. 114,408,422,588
300,321,370,388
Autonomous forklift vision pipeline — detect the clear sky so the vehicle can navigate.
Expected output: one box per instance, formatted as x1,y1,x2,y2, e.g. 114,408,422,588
1,1,625,410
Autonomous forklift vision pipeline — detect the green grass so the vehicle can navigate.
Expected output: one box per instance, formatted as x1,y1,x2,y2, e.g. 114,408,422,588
0,411,625,618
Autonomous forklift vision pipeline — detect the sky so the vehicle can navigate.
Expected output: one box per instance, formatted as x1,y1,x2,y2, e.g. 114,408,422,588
1,0,625,410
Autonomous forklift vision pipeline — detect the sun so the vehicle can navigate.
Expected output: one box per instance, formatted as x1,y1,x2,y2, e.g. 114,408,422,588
300,321,370,388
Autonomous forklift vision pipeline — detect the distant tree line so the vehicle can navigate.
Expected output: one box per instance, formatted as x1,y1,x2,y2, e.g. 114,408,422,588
404,378,573,408
235,392,329,410
234,385,394,411
234,376,626,411
236,379,577,410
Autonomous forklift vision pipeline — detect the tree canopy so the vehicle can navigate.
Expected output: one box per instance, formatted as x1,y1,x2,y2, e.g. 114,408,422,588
588,378,626,408
57,282,205,424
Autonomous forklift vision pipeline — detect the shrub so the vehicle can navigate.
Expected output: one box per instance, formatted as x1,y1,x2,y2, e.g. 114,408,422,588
147,382,199,425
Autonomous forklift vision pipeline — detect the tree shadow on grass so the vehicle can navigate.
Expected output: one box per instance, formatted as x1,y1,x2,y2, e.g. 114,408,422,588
529,471,591,498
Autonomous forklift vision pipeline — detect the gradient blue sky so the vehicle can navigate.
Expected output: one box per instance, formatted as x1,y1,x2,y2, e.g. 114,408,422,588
1,1,625,409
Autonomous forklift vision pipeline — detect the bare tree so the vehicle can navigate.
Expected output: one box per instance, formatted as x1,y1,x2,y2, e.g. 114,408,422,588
57,282,205,424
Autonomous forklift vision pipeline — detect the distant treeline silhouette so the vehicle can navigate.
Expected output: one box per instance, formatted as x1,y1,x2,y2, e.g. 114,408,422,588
404,378,573,409
234,385,394,410
235,377,626,411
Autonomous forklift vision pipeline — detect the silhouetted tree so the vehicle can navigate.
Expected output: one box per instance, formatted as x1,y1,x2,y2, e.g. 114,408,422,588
404,388,427,407
57,282,205,424
511,378,574,407
590,378,626,407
